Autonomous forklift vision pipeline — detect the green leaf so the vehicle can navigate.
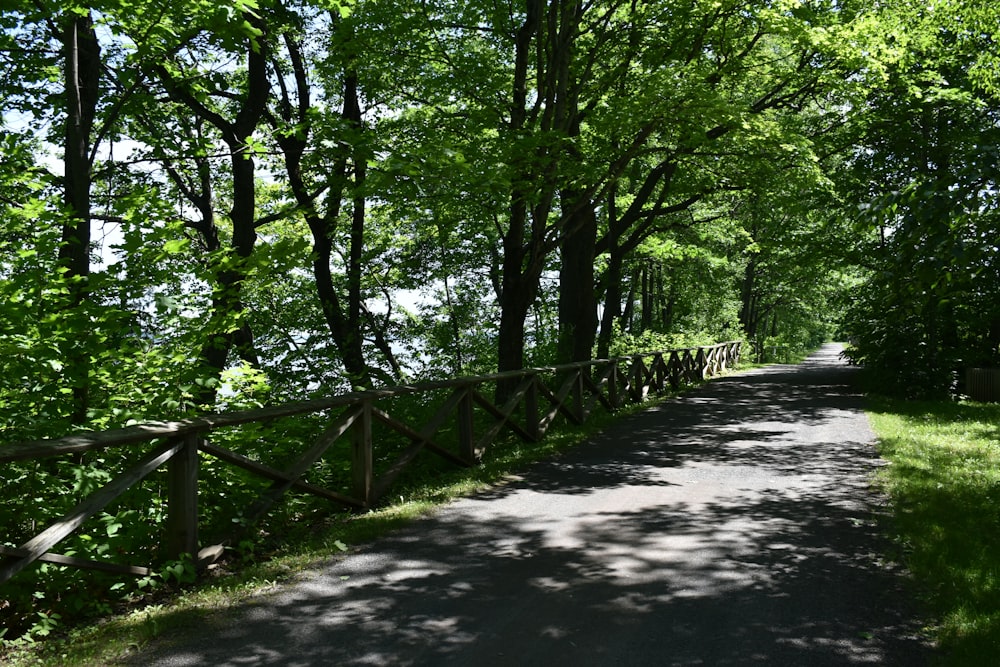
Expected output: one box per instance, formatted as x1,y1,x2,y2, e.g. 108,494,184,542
162,239,188,254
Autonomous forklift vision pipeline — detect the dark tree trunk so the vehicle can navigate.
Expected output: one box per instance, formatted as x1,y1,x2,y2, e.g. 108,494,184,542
156,11,268,405
343,70,370,388
597,248,625,359
496,0,543,385
496,220,540,376
640,263,653,331
59,12,100,422
497,0,584,390
270,27,373,389
739,259,759,339
622,273,637,334
596,185,622,360
496,275,537,377
662,280,676,332
655,265,666,329
557,189,598,363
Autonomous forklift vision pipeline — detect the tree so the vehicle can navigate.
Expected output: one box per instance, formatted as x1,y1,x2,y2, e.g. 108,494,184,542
590,0,861,360
841,0,1000,397
264,4,380,389
142,3,271,402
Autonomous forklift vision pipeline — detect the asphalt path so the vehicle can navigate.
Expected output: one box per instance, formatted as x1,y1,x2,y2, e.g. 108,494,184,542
128,344,933,666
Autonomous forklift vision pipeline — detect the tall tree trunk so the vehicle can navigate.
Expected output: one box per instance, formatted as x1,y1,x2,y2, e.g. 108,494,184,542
496,0,543,384
640,263,653,331
596,185,622,360
270,25,373,389
597,248,625,360
59,12,100,423
663,280,676,332
156,10,268,405
497,227,540,376
739,260,759,339
497,0,581,385
622,271,637,334
343,70,370,389
558,189,598,363
655,265,666,330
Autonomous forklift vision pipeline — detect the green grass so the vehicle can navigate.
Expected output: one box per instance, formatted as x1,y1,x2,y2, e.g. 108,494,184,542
1,379,702,667
868,397,1000,664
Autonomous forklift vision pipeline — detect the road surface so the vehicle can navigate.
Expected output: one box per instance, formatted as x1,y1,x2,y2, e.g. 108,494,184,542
127,344,933,666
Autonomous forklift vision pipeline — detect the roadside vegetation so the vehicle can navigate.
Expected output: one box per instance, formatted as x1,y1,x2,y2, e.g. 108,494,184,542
0,370,736,667
868,397,1000,665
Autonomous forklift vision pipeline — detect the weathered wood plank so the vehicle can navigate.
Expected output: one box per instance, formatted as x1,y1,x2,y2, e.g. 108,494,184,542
524,378,540,441
0,403,342,463
0,362,622,462
0,343,742,583
368,404,474,504
629,357,650,402
369,439,428,504
457,389,475,464
2,345,743,464
352,402,374,507
471,376,539,453
656,352,670,391
413,387,471,445
582,366,617,413
537,372,584,434
368,434,464,501
165,433,200,561
607,362,621,408
234,407,365,527
0,546,152,577
0,439,182,585
198,441,363,509
667,351,683,389
370,407,469,468
471,378,536,446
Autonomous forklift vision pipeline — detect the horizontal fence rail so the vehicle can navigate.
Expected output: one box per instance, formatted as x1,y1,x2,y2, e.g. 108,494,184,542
0,342,741,586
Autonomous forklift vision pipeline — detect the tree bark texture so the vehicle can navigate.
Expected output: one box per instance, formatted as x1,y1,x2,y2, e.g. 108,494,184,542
59,12,101,422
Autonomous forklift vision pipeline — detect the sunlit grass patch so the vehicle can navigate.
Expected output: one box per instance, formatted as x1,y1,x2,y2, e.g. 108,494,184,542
868,398,1000,664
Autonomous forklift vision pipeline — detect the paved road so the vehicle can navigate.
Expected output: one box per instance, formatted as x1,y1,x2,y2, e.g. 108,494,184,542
129,344,933,666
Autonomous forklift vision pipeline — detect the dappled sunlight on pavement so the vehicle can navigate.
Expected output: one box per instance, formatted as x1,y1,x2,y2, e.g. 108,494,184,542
130,344,933,666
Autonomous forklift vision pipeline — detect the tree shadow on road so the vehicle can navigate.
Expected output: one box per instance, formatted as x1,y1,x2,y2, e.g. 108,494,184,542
131,347,934,666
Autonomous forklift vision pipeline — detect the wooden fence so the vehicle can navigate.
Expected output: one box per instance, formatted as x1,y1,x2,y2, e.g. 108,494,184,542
0,341,741,586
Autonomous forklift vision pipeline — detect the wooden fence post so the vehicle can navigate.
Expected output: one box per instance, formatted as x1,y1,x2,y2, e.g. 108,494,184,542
524,374,540,441
607,361,620,408
633,357,645,399
573,370,585,422
683,349,697,384
696,347,708,379
165,432,200,562
653,353,666,392
352,402,373,507
457,387,476,463
668,351,681,389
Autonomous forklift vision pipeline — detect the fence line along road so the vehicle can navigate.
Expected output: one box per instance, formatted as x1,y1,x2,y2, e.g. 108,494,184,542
0,342,741,587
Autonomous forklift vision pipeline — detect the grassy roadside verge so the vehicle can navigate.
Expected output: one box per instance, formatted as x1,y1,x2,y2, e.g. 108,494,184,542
867,397,1000,664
